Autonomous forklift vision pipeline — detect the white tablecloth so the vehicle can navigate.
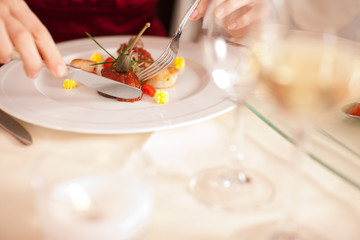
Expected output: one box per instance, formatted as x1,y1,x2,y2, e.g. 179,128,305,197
1,106,360,240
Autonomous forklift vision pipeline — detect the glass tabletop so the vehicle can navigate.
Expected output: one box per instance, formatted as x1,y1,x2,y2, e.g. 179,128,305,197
247,94,360,191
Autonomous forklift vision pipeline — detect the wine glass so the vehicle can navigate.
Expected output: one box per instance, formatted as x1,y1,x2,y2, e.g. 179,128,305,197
30,145,154,240
245,15,360,240
187,0,275,211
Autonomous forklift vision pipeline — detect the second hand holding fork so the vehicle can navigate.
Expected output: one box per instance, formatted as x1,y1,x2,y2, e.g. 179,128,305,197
137,0,201,82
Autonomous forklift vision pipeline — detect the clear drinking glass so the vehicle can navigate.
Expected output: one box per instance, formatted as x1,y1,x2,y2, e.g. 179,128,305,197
187,0,274,211
30,146,153,240
243,5,360,239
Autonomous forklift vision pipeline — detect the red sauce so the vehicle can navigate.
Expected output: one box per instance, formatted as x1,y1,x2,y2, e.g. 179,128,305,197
98,38,154,102
101,66,142,102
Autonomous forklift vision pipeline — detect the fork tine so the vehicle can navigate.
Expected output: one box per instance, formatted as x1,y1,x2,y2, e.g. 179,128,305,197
139,52,171,76
155,52,176,69
137,54,168,78
146,52,174,73
142,48,172,69
138,50,174,79
140,62,171,81
139,53,176,81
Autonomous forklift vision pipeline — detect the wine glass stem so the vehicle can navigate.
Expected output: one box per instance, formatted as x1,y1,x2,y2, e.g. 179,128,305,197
277,127,310,235
228,100,247,172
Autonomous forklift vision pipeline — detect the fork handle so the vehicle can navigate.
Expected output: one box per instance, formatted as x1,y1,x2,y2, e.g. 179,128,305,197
174,0,201,37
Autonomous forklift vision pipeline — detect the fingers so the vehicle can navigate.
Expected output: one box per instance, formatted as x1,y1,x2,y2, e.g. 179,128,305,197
221,1,269,38
228,0,269,28
190,0,244,21
190,0,269,39
11,1,66,77
219,4,254,38
0,0,66,78
4,13,43,78
214,0,253,19
190,0,209,21
0,16,12,64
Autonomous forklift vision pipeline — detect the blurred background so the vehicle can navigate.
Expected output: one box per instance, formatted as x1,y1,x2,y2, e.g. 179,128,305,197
158,0,201,41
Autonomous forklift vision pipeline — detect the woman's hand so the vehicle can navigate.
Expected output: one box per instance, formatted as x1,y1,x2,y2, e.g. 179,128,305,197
190,0,269,38
0,0,66,78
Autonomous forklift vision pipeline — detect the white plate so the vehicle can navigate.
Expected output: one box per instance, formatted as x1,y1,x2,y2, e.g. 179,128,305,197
0,36,234,134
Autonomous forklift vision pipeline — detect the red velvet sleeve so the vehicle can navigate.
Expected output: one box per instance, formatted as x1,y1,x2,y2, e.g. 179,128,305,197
25,0,167,42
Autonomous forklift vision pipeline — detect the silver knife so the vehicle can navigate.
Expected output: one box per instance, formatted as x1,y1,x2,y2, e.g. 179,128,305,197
66,65,142,99
0,109,32,145
11,51,142,99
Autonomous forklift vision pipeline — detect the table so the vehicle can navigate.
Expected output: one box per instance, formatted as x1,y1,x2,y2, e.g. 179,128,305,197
1,100,360,240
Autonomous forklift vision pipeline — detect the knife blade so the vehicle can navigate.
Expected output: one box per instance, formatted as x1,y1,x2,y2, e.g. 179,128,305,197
11,51,142,99
66,65,143,99
0,110,32,145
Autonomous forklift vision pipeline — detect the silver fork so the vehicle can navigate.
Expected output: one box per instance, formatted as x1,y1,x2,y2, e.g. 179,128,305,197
137,0,201,82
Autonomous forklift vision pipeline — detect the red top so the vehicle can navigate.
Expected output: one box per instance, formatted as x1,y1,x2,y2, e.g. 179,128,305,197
25,0,166,42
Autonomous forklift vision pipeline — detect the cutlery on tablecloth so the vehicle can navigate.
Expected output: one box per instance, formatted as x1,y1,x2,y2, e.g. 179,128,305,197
11,52,143,100
0,109,32,145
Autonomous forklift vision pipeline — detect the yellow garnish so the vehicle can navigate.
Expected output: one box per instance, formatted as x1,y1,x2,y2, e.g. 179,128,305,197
154,90,169,104
63,78,78,89
173,57,185,69
90,53,103,63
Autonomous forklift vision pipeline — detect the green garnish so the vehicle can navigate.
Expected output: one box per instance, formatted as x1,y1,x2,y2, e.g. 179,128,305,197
85,32,116,60
86,22,153,73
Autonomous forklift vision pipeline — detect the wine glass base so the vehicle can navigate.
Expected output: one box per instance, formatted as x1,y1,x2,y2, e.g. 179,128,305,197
187,166,274,212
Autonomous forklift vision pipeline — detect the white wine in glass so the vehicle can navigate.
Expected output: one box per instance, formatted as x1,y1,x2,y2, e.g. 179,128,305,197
257,29,357,119
250,25,360,239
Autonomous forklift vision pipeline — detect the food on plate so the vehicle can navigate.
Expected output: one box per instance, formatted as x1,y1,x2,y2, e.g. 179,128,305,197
101,67,140,89
63,78,78,89
67,23,185,103
348,103,360,116
103,57,115,68
95,35,154,102
101,66,142,102
144,66,179,89
116,38,153,73
70,59,98,74
141,84,156,97
90,53,104,63
143,57,184,89
154,90,169,104
173,57,186,69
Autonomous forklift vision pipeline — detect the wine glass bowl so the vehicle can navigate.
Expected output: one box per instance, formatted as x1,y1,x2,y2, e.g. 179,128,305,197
254,26,360,120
